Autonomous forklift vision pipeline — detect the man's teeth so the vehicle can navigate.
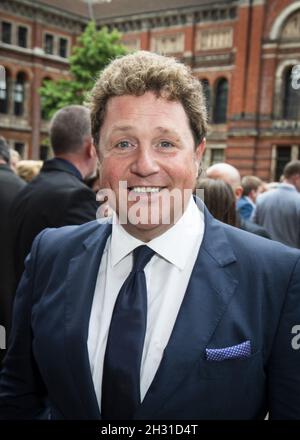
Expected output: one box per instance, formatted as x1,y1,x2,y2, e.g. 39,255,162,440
131,187,161,193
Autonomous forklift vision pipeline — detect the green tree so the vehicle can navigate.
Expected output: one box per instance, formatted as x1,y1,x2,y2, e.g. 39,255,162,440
39,22,128,119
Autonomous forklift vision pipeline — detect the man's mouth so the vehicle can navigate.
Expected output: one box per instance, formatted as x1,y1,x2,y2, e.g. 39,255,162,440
128,186,165,193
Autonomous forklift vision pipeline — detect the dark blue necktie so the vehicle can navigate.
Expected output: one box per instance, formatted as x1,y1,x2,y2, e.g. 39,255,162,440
101,245,155,420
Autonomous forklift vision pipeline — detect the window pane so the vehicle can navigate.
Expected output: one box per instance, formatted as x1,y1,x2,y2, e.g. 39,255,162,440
213,79,228,124
40,145,49,161
14,84,23,102
283,67,300,120
211,148,225,165
18,26,28,48
276,147,291,181
45,34,54,54
14,77,24,116
2,22,12,44
14,142,25,158
0,79,8,113
59,38,68,57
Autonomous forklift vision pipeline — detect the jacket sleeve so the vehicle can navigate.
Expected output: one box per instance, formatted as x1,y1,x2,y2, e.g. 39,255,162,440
268,254,300,419
0,230,49,419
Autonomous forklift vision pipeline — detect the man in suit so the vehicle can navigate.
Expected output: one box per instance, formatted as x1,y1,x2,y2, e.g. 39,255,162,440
254,160,300,248
10,105,99,286
238,176,263,221
0,138,25,365
0,51,300,420
206,163,270,238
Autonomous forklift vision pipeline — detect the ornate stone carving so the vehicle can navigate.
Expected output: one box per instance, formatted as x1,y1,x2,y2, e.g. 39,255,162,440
196,28,233,51
194,7,236,23
150,33,184,54
1,0,85,31
281,11,300,40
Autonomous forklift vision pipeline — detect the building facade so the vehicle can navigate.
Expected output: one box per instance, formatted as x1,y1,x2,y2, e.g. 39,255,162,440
0,0,299,180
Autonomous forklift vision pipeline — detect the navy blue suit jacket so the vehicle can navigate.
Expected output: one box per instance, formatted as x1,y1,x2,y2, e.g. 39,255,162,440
1,205,300,419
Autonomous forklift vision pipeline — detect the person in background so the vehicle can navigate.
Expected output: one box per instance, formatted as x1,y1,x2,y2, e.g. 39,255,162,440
10,105,99,287
206,163,270,238
16,160,43,183
9,149,20,174
197,178,237,226
265,181,279,191
237,175,263,221
255,160,300,248
0,138,25,366
1,51,300,420
205,162,242,198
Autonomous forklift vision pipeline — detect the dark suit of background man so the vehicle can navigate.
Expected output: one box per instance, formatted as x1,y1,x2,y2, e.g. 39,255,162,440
254,160,300,249
0,138,25,365
1,52,300,420
10,105,99,287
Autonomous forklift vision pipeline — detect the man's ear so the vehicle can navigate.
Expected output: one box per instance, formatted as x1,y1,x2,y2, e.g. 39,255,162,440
235,186,243,199
84,136,93,157
85,136,97,158
249,189,256,202
195,138,206,176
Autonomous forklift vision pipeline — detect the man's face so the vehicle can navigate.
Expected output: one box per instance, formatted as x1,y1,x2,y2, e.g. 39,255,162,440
98,92,205,241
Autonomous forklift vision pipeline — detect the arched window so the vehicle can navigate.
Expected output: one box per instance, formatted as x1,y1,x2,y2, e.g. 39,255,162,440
213,78,228,124
14,72,26,116
0,69,9,114
283,66,300,119
201,79,211,119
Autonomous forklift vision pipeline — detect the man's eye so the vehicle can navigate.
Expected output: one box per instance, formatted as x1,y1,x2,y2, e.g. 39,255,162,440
116,141,132,149
159,141,174,148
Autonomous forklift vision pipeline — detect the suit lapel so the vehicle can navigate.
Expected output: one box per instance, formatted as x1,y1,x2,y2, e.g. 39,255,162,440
64,222,112,419
136,207,239,419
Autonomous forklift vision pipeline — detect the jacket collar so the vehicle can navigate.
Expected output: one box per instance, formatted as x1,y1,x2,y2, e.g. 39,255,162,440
0,163,14,173
41,158,82,180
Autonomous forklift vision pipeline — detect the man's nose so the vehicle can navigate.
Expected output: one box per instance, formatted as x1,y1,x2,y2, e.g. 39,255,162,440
130,147,160,176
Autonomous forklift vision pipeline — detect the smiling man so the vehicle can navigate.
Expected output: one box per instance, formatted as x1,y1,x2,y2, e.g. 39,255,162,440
97,91,204,239
0,51,300,420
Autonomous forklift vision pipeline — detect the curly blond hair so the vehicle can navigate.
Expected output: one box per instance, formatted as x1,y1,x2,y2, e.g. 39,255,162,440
88,51,207,148
16,160,43,182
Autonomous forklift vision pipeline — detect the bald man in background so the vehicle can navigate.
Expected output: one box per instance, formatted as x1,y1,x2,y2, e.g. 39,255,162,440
206,163,269,238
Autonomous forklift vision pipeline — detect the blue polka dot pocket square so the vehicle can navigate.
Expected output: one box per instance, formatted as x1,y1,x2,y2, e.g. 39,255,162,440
206,340,251,362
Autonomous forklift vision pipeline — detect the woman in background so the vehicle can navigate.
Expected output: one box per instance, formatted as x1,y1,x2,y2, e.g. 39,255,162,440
197,177,237,227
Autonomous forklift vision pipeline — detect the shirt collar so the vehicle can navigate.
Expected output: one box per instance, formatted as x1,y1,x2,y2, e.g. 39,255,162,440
245,196,255,206
111,197,204,270
280,182,297,192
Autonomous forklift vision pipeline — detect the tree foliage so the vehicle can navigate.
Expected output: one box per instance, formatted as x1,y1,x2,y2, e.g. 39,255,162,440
39,22,128,119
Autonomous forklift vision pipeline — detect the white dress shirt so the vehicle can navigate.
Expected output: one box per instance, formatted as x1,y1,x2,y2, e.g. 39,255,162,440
88,197,204,410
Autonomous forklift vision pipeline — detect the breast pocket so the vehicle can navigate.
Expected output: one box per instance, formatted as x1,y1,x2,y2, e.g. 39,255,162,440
199,350,263,379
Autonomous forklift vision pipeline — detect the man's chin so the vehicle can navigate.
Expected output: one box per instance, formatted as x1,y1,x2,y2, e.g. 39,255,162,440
121,219,174,241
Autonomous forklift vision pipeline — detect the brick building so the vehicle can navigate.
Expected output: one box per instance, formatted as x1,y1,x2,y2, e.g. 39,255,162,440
0,0,299,180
